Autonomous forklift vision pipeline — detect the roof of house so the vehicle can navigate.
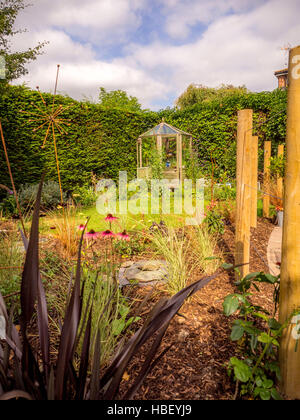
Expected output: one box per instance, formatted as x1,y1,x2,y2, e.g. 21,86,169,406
274,68,288,76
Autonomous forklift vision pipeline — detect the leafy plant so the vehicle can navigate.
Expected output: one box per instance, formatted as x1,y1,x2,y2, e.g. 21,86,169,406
113,233,146,257
204,208,224,235
269,154,285,179
72,185,97,208
223,269,295,400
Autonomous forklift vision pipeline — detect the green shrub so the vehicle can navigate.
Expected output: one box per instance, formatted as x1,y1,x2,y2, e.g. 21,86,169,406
18,180,66,210
0,192,17,216
72,185,97,208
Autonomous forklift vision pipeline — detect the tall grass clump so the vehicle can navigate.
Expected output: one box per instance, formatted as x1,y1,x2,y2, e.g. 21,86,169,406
80,267,138,367
187,225,223,274
149,227,193,295
46,205,80,258
0,230,24,310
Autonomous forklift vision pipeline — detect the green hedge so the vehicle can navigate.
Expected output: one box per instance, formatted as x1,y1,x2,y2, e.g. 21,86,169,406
0,85,287,193
0,85,159,192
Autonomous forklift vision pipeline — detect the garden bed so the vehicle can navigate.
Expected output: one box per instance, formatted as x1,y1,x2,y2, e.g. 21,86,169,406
117,218,275,400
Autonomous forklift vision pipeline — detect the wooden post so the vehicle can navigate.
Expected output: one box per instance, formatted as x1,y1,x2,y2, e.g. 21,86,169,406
263,141,271,217
137,138,140,168
235,109,252,279
178,134,183,182
139,139,142,168
279,44,300,399
176,134,180,179
277,144,284,201
251,136,258,228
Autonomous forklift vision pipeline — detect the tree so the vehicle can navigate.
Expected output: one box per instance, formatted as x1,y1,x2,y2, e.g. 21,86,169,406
98,87,143,112
0,0,46,86
175,83,249,109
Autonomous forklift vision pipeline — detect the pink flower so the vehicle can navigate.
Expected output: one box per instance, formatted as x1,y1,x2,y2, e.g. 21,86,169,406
100,230,115,239
105,214,118,222
117,230,130,241
84,229,99,239
78,224,85,231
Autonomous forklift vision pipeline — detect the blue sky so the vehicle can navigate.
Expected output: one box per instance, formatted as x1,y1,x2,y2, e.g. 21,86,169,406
12,0,300,109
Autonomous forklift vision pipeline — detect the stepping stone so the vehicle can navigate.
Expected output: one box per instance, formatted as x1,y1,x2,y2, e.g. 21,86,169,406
119,259,168,287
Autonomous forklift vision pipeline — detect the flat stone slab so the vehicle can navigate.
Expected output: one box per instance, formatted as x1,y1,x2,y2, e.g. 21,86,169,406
119,259,168,287
267,227,282,277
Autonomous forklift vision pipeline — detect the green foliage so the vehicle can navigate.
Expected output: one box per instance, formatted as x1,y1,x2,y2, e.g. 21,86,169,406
223,270,288,400
0,230,23,311
0,0,46,88
98,87,143,112
81,268,139,366
160,88,287,179
184,148,203,182
269,153,285,178
148,147,166,180
72,185,97,208
0,85,159,191
175,83,249,109
18,180,66,211
204,207,224,235
113,233,146,256
0,190,16,215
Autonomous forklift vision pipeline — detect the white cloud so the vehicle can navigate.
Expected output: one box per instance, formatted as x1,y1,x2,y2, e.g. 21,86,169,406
12,28,168,107
10,0,300,109
15,0,146,44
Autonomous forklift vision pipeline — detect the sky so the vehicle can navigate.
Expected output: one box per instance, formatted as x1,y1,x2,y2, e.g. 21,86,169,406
11,0,300,110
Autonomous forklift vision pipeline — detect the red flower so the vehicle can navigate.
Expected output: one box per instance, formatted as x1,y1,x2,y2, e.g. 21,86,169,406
100,230,115,239
77,224,85,231
84,229,99,239
117,230,130,241
105,214,118,222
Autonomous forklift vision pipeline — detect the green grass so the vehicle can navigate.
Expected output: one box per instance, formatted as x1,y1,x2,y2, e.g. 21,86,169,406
38,195,211,235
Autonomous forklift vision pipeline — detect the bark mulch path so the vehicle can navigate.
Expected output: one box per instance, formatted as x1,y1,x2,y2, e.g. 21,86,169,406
119,217,276,400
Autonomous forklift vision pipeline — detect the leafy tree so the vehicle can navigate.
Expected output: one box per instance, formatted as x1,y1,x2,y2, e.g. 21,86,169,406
98,87,143,112
0,0,46,86
175,83,249,109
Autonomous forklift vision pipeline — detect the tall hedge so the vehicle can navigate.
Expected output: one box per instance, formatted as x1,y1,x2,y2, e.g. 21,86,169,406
0,85,159,191
0,85,287,192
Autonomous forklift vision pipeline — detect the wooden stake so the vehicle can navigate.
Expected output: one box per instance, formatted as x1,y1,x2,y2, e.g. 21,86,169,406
279,44,300,399
251,136,258,228
277,144,284,202
235,109,252,279
263,141,271,217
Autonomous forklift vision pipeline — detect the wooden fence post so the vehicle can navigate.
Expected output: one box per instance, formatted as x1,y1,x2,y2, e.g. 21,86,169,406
263,141,271,217
279,44,300,399
277,144,284,201
235,109,252,279
251,136,258,228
